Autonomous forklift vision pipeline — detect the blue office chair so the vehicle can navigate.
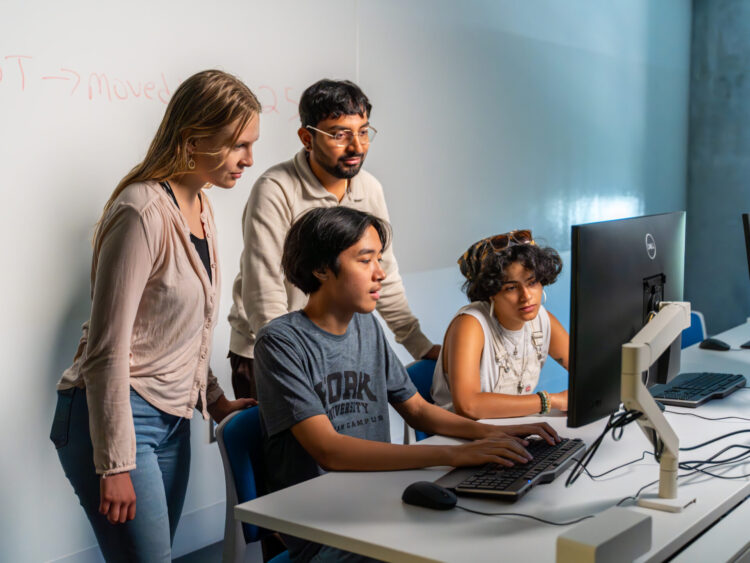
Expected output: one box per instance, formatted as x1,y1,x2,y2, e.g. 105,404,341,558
404,359,437,443
681,311,707,349
216,406,290,563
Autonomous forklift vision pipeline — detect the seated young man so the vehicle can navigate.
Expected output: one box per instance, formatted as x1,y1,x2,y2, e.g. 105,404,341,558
255,207,559,562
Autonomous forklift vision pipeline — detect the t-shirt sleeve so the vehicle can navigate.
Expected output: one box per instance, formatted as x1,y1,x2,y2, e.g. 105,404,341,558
372,317,417,404
254,329,327,437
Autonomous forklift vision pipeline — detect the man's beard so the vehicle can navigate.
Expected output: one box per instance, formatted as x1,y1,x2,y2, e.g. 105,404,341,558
319,153,365,179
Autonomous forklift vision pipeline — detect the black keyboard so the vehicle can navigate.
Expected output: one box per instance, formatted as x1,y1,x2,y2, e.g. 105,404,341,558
650,372,747,408
434,438,586,502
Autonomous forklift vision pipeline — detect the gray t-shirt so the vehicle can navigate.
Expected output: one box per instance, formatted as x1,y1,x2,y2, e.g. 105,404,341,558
255,311,417,562
256,310,416,488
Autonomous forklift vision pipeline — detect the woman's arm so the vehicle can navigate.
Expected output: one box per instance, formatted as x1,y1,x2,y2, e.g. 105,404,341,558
543,311,570,411
84,204,159,524
444,315,549,419
547,312,569,370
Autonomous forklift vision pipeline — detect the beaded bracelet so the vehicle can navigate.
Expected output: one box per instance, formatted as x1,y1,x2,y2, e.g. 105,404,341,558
536,390,551,414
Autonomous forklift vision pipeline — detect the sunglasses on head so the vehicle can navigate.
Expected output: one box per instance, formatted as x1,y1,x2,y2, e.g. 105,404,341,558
485,229,534,251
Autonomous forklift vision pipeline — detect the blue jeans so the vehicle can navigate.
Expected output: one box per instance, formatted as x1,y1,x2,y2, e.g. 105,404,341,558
51,387,190,562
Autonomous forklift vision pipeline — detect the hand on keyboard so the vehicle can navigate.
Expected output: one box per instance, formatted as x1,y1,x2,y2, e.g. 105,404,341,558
482,421,560,446
435,438,587,501
449,437,535,468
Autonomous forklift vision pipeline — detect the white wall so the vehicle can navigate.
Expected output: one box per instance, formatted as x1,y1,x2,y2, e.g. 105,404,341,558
0,1,691,561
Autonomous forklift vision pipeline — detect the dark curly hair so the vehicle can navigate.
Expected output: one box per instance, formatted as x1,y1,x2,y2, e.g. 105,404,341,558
461,243,563,302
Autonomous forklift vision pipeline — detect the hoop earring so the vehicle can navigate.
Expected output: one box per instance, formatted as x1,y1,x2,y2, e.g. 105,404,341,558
187,157,196,170
542,290,547,305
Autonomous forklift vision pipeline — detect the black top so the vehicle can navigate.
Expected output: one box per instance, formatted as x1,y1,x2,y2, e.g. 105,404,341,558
159,181,212,283
190,233,211,283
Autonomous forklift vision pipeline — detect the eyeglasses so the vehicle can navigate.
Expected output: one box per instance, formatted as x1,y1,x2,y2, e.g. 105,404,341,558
306,125,378,147
485,230,534,251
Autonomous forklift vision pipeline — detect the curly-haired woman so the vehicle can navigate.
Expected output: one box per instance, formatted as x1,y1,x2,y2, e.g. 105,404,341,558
431,230,569,419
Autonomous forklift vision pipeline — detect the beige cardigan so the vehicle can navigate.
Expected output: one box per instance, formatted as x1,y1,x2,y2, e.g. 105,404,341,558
228,150,432,360
57,182,224,475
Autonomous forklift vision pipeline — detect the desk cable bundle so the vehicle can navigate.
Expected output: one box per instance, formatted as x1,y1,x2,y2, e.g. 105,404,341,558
562,408,750,506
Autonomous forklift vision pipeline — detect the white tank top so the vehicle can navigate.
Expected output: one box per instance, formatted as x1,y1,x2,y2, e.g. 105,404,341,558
431,301,551,412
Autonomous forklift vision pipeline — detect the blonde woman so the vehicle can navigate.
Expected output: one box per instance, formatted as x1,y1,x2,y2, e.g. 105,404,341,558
432,230,569,419
50,70,260,561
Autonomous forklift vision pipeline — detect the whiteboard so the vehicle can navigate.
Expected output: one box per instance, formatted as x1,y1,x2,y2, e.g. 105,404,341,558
1,1,362,561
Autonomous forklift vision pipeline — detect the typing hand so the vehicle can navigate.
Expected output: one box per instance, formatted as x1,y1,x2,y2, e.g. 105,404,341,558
450,437,533,468
485,421,560,445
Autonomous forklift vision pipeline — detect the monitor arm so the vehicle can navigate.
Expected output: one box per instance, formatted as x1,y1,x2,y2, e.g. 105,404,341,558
621,301,691,511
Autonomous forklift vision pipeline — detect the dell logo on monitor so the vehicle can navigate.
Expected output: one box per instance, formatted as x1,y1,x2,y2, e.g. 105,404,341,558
645,233,656,260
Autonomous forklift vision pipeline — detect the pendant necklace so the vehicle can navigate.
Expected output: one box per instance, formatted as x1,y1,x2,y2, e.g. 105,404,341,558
488,301,529,394
487,301,545,394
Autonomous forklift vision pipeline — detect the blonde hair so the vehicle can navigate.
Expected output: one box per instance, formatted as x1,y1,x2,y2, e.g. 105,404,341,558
94,69,261,239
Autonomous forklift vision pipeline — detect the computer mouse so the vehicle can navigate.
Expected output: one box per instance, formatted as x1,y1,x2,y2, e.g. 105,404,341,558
402,481,457,510
699,338,731,351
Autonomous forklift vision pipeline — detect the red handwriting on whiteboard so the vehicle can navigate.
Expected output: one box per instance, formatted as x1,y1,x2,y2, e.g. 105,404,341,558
1,53,299,118
41,68,81,95
258,85,280,114
5,55,32,90
86,72,171,102
0,54,172,105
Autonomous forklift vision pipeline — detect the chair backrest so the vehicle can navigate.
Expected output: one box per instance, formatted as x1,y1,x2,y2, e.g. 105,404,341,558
681,311,707,348
406,359,437,441
216,406,267,545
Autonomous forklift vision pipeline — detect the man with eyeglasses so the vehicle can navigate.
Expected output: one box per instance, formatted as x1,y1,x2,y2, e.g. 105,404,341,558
228,79,440,401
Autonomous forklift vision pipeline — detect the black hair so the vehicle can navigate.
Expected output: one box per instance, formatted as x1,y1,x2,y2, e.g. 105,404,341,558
282,207,391,295
299,79,372,129
463,243,563,302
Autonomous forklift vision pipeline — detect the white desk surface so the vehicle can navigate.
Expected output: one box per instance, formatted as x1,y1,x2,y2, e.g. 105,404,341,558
236,324,750,563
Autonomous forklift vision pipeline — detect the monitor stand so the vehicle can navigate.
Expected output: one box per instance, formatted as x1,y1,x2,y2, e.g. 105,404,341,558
621,301,697,513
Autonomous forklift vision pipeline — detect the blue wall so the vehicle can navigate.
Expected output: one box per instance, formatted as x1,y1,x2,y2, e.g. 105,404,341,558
686,0,750,334
370,1,692,397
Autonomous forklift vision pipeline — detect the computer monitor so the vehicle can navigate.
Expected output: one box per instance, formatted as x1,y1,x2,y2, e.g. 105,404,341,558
567,211,686,428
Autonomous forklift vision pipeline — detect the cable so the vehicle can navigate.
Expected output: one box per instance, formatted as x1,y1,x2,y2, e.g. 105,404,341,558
665,409,750,423
584,451,653,480
679,444,750,476
455,504,594,526
617,443,750,506
680,429,750,451
616,478,659,506
565,409,643,487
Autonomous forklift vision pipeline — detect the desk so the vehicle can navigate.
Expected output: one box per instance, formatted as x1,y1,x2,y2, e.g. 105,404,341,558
236,324,750,563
